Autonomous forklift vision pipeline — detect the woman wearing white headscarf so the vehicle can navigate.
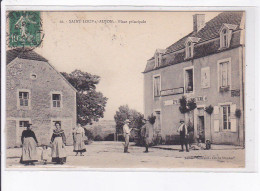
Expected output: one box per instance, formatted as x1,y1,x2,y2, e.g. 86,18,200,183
73,123,86,156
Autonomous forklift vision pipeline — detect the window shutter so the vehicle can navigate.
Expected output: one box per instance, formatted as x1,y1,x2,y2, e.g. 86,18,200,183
213,106,220,132
231,104,236,113
230,104,237,132
214,106,219,115
231,119,237,132
214,120,220,132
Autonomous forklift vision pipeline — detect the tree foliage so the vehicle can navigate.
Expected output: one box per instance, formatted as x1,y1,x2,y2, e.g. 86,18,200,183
187,98,197,111
148,114,156,125
179,96,197,114
62,70,108,126
205,105,214,115
235,109,241,118
179,96,188,114
114,105,144,134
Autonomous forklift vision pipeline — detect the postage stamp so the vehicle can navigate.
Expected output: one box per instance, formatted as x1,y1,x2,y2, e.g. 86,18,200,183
8,11,42,48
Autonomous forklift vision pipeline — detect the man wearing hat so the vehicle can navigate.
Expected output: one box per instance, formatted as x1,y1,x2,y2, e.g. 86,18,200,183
123,119,132,153
141,119,152,153
177,119,189,152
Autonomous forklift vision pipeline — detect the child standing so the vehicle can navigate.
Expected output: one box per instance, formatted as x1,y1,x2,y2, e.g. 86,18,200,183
41,145,49,165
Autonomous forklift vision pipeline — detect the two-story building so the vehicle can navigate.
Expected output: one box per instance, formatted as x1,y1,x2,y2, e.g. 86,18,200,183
6,49,77,148
143,12,245,146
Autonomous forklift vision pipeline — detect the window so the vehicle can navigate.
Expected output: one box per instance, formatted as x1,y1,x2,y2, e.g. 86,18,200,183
153,75,161,97
185,41,195,59
219,61,230,88
19,121,29,128
222,29,228,48
219,24,237,49
52,120,61,126
222,105,231,130
19,92,29,106
184,68,194,93
52,94,61,108
155,53,162,68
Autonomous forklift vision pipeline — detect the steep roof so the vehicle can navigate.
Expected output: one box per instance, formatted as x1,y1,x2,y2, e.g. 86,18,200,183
6,48,48,65
144,11,244,73
6,48,77,92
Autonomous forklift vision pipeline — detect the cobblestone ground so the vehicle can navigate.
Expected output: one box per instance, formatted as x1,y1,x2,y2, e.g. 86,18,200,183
6,141,245,169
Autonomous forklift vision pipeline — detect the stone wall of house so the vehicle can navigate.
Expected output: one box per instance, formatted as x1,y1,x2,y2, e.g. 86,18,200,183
6,58,77,148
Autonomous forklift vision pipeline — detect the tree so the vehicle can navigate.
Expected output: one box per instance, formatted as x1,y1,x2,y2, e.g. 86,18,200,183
235,109,241,145
62,70,108,126
114,105,144,134
179,96,197,144
205,105,214,142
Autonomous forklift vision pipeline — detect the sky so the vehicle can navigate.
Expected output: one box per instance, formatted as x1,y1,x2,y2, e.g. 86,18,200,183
35,11,220,120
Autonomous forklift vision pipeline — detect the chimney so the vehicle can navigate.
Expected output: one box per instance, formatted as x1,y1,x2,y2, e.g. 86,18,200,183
193,14,205,32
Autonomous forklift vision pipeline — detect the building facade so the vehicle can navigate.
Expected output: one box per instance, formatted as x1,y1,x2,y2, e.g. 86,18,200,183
143,12,245,145
6,49,77,148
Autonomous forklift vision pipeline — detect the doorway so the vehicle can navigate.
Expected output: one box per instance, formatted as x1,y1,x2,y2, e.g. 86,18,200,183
197,116,205,143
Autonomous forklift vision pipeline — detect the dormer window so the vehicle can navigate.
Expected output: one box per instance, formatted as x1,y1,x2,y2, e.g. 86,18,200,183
219,23,238,49
155,53,161,68
185,37,200,60
186,41,193,59
154,49,166,68
222,29,228,47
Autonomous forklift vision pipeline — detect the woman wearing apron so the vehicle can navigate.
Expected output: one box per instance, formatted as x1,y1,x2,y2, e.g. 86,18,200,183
73,123,86,156
50,122,67,164
20,123,38,165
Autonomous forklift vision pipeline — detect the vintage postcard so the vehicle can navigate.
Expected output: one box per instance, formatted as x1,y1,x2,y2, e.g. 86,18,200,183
3,10,247,169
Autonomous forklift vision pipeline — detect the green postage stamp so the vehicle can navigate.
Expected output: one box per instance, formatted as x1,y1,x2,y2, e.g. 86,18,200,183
9,11,42,48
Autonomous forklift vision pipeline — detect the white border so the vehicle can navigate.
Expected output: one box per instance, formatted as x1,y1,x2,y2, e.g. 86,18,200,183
1,2,259,191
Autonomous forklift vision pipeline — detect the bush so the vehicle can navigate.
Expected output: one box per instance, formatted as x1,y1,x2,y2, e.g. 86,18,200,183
104,133,115,141
94,135,103,141
148,114,156,125
84,128,94,140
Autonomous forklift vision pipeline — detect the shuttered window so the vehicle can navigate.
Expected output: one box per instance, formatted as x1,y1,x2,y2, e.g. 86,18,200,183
222,105,231,130
220,61,229,88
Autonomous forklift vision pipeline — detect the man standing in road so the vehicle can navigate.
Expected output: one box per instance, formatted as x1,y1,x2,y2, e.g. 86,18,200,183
177,119,189,152
141,119,152,153
123,119,132,153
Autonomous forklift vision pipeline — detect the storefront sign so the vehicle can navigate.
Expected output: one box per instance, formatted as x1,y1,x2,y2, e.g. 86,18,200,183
195,96,207,102
161,87,184,96
164,99,180,106
164,96,207,106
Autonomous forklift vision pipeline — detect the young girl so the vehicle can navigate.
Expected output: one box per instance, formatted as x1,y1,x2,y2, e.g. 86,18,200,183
41,145,49,165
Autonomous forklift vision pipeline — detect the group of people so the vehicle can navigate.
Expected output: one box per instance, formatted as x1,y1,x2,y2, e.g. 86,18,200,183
20,122,86,166
122,118,153,153
123,118,205,153
20,118,205,166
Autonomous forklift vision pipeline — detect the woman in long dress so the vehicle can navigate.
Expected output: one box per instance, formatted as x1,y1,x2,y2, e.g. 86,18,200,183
73,123,86,156
50,122,67,164
20,123,38,165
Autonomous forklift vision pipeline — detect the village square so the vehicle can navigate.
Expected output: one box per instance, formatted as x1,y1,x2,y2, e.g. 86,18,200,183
5,11,245,168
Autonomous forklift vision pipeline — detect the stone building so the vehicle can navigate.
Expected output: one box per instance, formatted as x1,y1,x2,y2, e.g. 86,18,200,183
143,12,245,145
6,49,77,148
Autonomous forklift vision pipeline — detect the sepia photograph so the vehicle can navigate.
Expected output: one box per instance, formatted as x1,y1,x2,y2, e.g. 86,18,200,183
4,10,246,169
